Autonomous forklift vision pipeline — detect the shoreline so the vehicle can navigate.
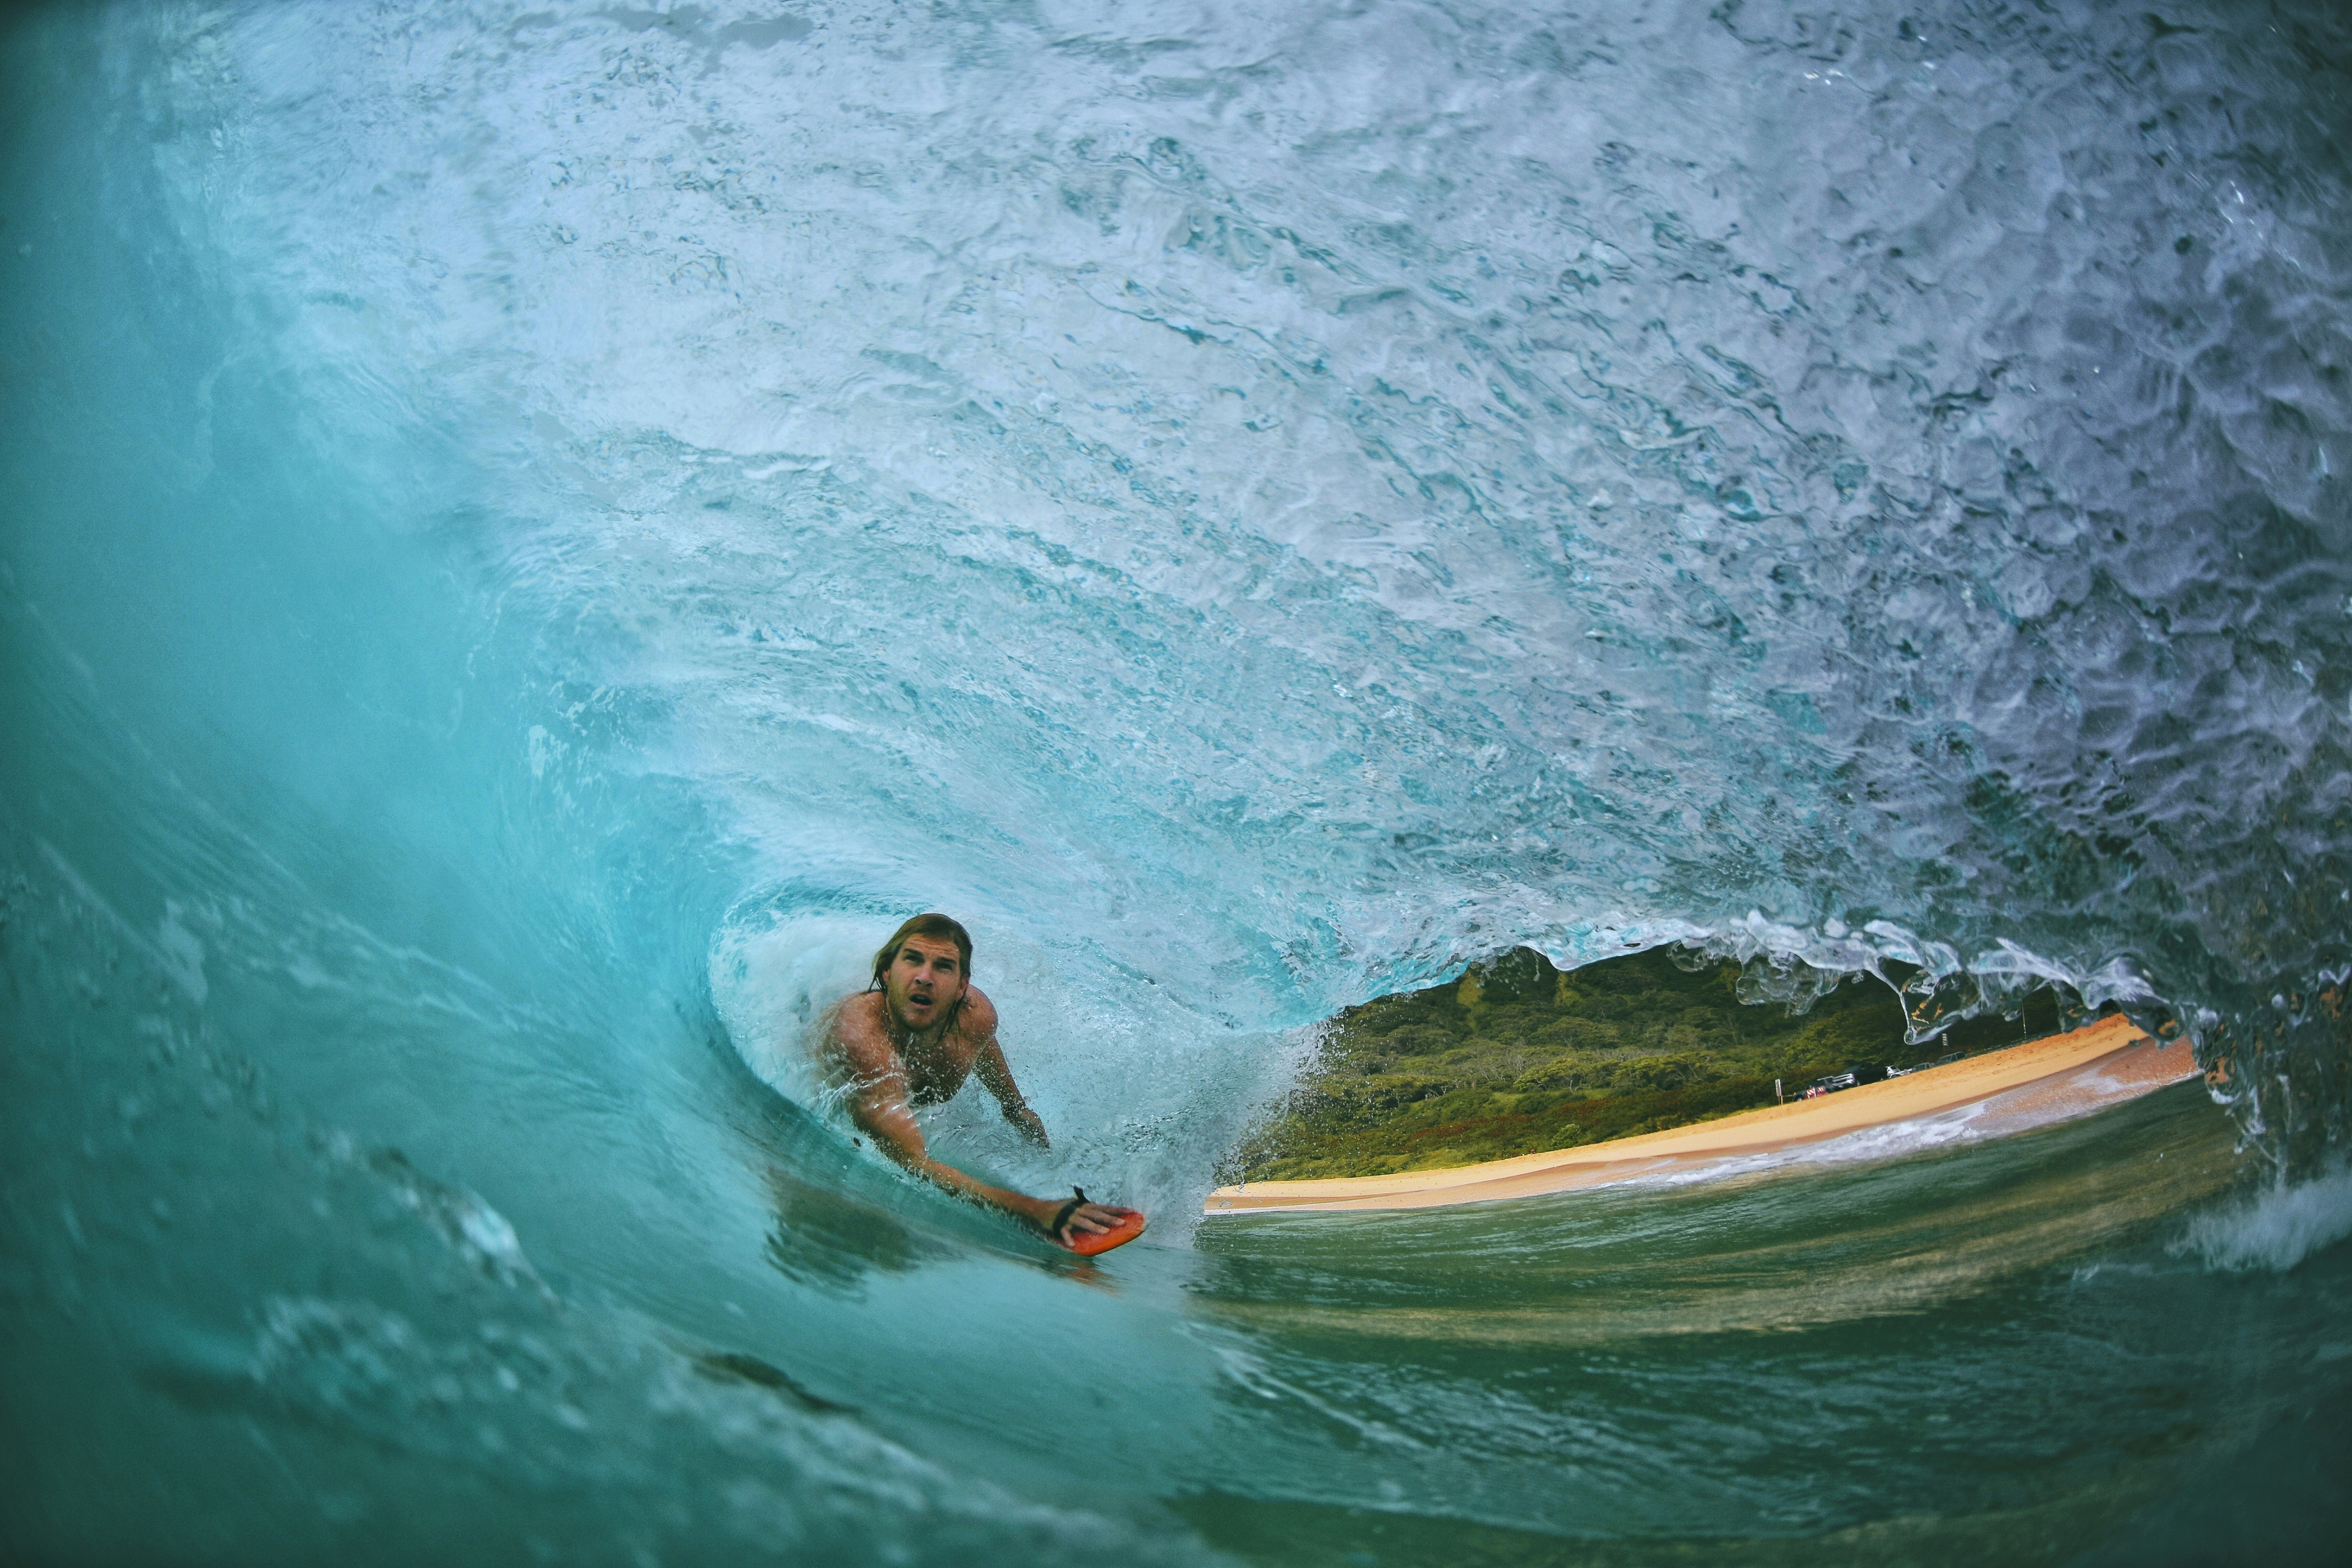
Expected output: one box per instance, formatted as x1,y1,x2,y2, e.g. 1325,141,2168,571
1204,1014,2201,1215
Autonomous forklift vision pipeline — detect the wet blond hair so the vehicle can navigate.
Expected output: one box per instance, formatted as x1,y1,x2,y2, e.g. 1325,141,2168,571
868,912,974,991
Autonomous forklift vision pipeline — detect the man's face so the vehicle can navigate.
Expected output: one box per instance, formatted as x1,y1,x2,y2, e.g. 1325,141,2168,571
884,934,967,1033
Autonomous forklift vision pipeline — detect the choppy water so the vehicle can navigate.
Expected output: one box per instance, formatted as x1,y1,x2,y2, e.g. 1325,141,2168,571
4,1,2349,1561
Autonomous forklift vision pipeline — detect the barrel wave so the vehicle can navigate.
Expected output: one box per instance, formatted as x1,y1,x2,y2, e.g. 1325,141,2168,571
4,2,2349,1563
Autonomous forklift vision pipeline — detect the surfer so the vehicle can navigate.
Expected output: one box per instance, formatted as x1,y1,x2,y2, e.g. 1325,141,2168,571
820,913,1143,1254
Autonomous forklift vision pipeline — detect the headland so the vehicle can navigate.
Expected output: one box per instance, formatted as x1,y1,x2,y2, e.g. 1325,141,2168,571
1209,946,2204,1216
1207,1014,2199,1214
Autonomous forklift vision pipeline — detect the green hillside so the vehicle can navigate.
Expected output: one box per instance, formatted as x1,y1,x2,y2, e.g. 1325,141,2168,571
1230,946,2069,1182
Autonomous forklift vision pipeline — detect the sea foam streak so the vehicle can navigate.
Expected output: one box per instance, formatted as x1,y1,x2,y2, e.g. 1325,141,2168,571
2184,1166,2352,1276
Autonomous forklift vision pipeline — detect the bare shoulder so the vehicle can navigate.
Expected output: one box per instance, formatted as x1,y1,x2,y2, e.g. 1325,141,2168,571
825,991,886,1040
825,993,895,1067
958,985,998,1040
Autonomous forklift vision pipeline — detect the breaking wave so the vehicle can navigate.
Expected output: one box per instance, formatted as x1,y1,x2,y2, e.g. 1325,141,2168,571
5,0,2349,1560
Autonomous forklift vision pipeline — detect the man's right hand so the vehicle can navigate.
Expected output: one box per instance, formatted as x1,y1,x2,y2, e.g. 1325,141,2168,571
1035,1193,1129,1245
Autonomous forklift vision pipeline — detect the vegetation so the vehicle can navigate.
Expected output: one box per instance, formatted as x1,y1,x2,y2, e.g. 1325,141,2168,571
1231,946,2070,1181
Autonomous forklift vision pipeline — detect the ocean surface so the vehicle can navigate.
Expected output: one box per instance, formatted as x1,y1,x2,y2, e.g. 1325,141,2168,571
4,1,2349,1561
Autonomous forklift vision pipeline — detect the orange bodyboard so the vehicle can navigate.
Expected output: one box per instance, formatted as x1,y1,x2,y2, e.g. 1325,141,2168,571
1058,1207,1147,1257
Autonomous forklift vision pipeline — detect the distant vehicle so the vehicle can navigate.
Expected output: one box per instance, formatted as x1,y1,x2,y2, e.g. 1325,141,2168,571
1806,1071,1859,1096
1936,1051,1963,1066
1884,1061,1936,1077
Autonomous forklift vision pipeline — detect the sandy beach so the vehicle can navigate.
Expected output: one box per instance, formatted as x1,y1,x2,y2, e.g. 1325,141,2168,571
1204,1014,2201,1216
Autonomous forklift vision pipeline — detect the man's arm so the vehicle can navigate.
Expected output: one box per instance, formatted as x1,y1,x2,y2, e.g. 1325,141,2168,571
966,996,1050,1147
826,997,1114,1240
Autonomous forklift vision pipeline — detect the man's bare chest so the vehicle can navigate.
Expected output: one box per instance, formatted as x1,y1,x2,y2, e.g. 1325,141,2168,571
899,1030,981,1105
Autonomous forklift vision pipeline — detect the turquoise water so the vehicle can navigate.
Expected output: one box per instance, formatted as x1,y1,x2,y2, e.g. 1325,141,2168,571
3,2,2348,1561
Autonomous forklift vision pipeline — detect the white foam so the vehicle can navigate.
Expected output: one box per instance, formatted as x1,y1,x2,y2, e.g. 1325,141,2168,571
1598,1102,1994,1192
707,911,876,1105
2180,1166,2352,1274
